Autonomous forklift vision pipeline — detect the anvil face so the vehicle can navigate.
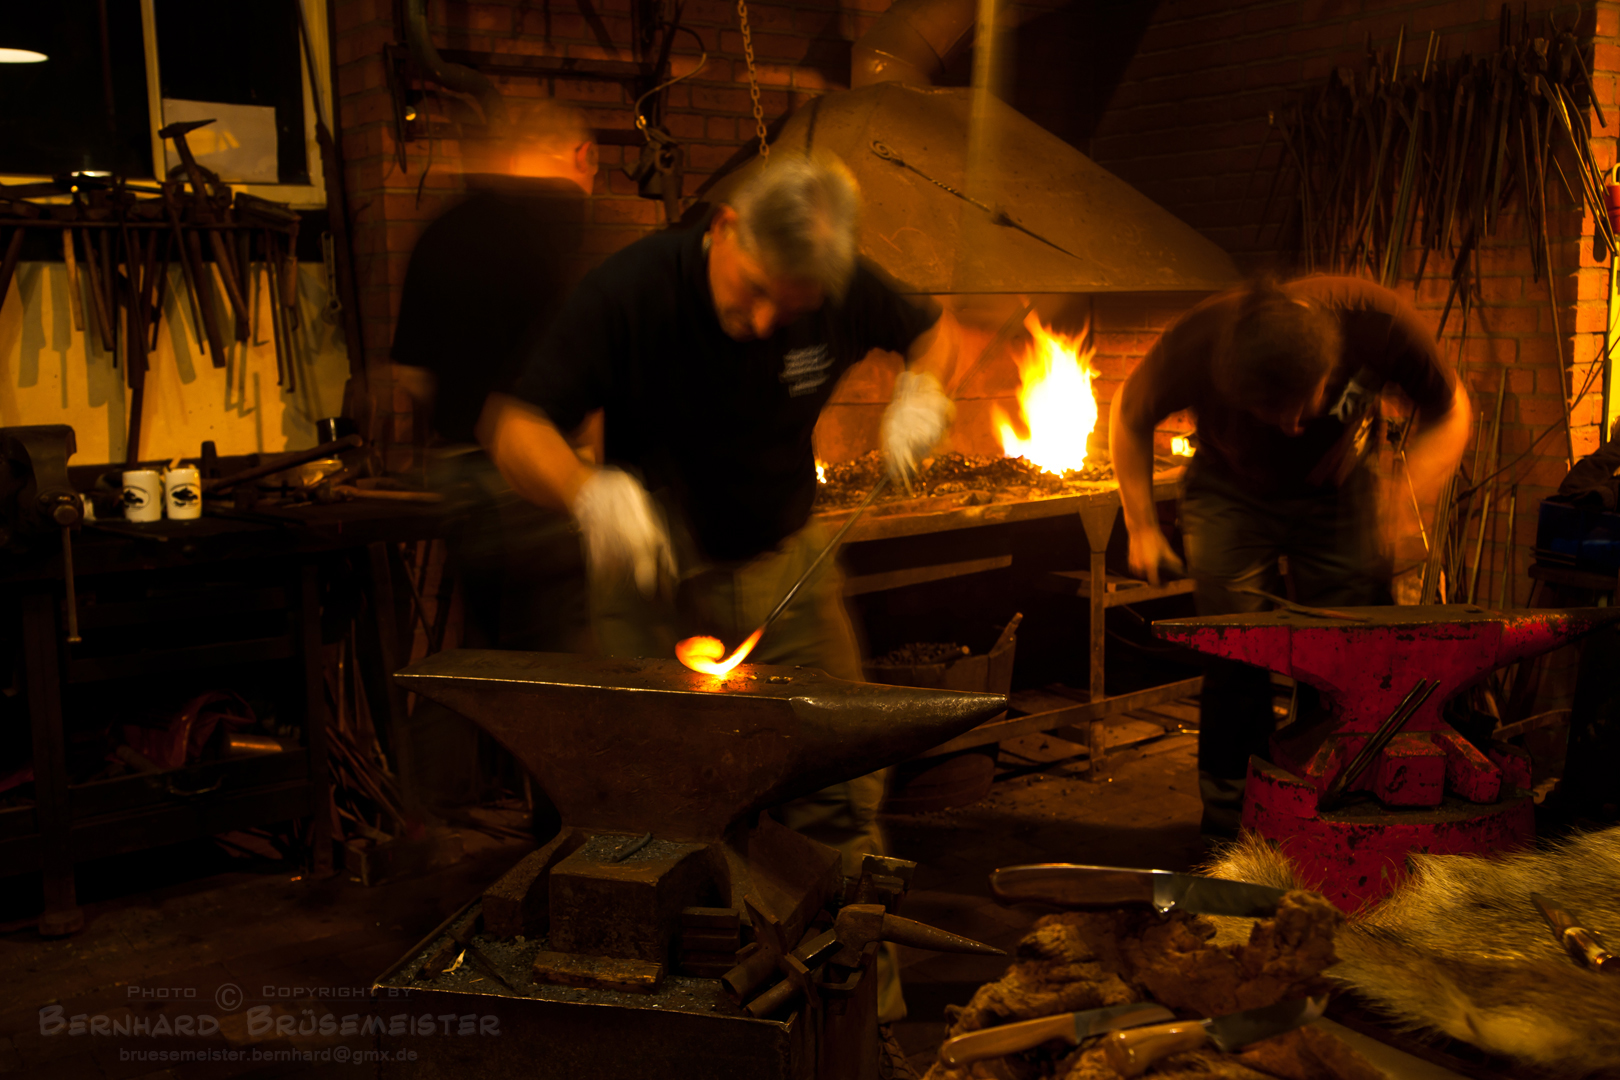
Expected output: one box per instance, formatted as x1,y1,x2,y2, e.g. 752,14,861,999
395,650,1007,843
1153,605,1619,733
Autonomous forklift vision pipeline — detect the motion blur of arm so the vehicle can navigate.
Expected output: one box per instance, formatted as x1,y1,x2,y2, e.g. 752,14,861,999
478,392,593,512
882,309,962,486
1403,378,1472,508
479,393,675,596
1109,371,1184,587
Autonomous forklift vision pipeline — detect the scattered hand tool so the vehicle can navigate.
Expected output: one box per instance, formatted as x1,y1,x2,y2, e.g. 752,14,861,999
1317,678,1439,811
1229,585,1370,623
203,434,363,494
1102,996,1329,1078
1531,892,1617,973
742,902,1002,1018
990,864,1291,918
939,1003,1175,1068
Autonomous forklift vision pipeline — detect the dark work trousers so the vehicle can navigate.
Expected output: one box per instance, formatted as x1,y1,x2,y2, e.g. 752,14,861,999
1179,460,1391,836
400,449,590,839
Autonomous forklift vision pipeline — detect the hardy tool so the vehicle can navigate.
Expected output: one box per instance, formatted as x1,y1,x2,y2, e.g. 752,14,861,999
939,1003,1175,1068
991,864,1291,918
1531,893,1617,973
1317,678,1438,810
1103,997,1329,1078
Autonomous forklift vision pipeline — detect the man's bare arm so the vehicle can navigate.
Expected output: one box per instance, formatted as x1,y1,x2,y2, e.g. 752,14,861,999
1109,379,1184,586
477,393,594,512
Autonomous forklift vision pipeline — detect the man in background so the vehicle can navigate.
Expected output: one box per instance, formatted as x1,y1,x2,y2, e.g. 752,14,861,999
389,99,597,832
1111,276,1469,837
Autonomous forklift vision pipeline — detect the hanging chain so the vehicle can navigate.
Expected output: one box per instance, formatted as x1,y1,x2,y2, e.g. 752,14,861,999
736,0,769,157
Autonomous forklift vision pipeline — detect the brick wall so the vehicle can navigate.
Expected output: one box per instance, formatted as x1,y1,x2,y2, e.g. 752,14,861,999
1091,0,1615,603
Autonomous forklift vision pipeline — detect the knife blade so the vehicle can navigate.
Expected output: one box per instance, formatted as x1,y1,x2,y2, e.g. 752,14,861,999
938,1002,1175,1067
1102,996,1328,1078
991,864,1291,917
1531,892,1617,973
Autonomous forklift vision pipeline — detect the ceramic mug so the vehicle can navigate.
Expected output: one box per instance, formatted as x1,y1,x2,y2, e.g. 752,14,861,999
165,466,202,520
122,470,162,523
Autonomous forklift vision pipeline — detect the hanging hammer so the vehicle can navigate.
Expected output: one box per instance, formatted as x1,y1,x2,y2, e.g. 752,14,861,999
159,119,252,340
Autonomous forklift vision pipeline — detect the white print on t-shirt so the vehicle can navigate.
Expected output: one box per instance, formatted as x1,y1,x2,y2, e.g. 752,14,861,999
781,344,832,396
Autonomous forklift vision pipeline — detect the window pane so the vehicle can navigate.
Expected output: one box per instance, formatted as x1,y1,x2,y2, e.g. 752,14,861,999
155,0,307,184
0,0,154,177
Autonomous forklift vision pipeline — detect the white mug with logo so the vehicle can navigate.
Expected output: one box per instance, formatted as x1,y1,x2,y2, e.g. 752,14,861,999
165,466,202,520
122,470,163,523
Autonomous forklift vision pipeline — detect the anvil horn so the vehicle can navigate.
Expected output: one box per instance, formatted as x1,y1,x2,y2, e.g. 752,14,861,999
395,650,1007,843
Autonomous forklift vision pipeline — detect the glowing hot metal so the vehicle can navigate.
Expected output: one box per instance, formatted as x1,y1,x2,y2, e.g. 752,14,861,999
675,628,764,676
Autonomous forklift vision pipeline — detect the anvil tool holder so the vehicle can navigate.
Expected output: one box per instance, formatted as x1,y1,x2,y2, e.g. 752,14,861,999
1154,604,1620,909
373,649,1009,1079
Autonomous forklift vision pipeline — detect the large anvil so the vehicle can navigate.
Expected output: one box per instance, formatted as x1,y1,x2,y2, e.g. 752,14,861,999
1153,605,1620,908
396,649,1007,842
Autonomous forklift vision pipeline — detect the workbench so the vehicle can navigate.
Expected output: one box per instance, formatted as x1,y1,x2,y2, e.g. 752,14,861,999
823,469,1201,777
2,502,440,935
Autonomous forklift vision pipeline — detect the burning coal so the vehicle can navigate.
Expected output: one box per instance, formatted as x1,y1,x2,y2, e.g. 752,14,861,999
996,311,1098,475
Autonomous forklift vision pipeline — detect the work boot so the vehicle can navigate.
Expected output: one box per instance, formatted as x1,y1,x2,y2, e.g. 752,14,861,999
878,1023,921,1080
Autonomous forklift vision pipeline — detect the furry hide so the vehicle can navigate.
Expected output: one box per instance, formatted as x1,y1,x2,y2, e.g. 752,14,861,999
1207,828,1620,1077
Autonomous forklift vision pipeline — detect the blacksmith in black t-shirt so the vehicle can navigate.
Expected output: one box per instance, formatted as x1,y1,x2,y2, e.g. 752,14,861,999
1110,275,1470,836
487,155,960,1024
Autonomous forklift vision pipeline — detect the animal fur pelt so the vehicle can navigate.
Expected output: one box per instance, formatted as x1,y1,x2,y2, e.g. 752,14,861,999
1206,828,1620,1078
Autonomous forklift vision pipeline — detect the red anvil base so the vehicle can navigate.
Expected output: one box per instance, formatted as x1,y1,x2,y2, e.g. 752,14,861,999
1241,756,1536,912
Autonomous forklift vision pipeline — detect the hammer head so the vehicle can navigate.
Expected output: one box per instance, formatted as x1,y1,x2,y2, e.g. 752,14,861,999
159,118,216,140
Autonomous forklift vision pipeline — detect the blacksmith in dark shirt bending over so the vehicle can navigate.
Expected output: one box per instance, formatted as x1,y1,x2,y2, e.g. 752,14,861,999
1110,276,1470,837
481,153,962,1025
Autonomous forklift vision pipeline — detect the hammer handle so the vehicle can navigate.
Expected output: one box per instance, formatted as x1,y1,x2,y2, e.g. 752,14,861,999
1102,1022,1210,1077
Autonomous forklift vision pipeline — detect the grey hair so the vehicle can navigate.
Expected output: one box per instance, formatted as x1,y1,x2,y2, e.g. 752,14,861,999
728,154,860,300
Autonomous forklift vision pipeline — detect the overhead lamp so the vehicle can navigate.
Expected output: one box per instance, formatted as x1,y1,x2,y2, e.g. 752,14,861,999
0,48,48,63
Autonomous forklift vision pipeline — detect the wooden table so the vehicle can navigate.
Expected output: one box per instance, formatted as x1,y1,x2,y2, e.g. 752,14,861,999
820,470,1202,777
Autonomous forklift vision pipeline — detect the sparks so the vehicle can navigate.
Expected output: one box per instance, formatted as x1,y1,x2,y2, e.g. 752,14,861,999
675,628,764,676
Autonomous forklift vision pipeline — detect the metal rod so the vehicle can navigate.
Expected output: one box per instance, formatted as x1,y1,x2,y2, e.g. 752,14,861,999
1319,678,1438,810
759,476,889,636
1500,485,1517,607
60,527,81,644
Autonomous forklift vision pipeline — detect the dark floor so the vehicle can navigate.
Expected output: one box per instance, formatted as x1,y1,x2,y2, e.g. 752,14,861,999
1,713,1203,1080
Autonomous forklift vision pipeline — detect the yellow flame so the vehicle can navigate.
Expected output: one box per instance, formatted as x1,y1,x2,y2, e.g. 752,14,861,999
996,311,1098,474
675,628,764,676
815,460,827,484
1171,435,1195,457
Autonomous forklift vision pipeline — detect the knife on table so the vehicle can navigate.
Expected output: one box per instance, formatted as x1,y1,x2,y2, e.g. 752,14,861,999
1102,996,1329,1077
938,1002,1175,1068
991,864,1291,917
1531,892,1617,973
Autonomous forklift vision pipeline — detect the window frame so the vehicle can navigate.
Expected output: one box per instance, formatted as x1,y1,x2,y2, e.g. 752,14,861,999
0,0,332,210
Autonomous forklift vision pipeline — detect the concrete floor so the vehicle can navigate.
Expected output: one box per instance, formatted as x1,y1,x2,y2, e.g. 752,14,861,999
1,717,1203,1080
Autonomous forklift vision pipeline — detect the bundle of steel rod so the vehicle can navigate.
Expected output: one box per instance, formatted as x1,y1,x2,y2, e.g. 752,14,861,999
1260,6,1606,607
1261,7,1607,299
0,170,305,464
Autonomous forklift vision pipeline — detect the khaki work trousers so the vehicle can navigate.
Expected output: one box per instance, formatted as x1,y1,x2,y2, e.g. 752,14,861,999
591,518,906,1023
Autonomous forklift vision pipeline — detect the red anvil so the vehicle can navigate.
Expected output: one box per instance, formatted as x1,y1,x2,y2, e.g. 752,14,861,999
1153,605,1619,908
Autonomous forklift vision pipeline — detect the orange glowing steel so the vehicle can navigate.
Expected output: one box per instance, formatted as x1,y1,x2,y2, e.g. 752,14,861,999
676,627,764,676
996,311,1098,474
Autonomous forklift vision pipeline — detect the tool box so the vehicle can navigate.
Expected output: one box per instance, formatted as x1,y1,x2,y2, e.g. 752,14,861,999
1535,497,1620,574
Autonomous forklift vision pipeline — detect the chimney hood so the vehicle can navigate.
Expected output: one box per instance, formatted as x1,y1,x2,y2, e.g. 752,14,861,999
701,0,1238,294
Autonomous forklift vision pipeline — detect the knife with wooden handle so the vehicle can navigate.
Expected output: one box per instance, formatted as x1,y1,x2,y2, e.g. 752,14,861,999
1102,997,1327,1078
1531,892,1617,973
938,1002,1174,1067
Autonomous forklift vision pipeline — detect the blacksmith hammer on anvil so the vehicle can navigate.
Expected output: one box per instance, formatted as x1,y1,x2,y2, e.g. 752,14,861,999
1153,604,1620,909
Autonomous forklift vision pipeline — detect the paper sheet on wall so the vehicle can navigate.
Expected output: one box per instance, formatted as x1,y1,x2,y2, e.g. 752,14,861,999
160,99,279,184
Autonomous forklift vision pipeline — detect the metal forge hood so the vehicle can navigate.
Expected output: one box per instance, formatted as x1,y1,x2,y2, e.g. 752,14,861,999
703,81,1239,295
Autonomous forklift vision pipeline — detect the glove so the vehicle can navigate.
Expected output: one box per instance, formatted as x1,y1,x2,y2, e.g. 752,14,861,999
882,370,955,487
571,467,676,597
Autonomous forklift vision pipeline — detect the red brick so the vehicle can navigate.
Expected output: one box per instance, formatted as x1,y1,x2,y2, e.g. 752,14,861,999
592,198,658,225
